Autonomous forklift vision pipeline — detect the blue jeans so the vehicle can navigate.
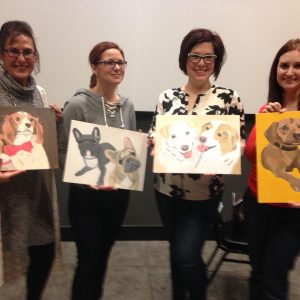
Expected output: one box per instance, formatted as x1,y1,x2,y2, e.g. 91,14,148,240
69,184,129,300
244,187,300,300
155,190,220,300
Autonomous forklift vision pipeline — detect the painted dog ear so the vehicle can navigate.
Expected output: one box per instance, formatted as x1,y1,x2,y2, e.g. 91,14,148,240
32,117,44,144
2,115,15,144
105,149,117,162
124,137,135,150
159,124,170,138
92,127,100,140
264,122,278,143
73,128,82,142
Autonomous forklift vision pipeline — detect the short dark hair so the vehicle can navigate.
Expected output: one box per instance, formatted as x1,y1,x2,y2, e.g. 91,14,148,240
268,38,300,107
0,20,40,72
179,28,226,79
89,41,125,88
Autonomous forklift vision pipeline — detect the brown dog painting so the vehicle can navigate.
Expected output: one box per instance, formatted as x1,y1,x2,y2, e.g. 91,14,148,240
261,118,300,192
105,137,141,190
0,111,49,170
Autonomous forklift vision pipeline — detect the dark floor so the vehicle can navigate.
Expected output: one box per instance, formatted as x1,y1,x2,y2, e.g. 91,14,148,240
0,241,299,299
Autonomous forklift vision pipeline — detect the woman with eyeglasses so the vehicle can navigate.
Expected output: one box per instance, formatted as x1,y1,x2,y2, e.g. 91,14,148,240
0,20,61,300
58,41,136,300
150,28,245,300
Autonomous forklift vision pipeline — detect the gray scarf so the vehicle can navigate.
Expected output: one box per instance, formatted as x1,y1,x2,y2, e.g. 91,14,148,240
0,69,43,107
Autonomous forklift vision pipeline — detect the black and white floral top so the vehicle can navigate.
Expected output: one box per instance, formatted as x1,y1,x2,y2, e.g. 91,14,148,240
150,85,245,201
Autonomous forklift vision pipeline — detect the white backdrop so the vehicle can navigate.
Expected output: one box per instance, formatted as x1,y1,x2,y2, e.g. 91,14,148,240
1,0,299,113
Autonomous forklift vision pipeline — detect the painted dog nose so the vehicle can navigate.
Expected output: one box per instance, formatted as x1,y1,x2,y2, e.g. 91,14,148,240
199,136,207,143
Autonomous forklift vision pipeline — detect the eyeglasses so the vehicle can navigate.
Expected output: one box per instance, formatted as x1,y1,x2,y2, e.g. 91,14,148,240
188,53,217,64
3,48,36,59
97,60,127,69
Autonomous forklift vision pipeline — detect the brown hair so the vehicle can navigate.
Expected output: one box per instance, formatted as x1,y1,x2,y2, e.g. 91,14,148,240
179,28,226,79
89,41,125,88
268,38,300,108
0,20,40,72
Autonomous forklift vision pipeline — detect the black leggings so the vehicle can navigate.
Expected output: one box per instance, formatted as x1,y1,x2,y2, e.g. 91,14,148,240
26,243,55,300
69,184,130,300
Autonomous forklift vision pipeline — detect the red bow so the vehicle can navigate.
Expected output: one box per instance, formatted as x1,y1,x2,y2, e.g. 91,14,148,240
4,141,33,156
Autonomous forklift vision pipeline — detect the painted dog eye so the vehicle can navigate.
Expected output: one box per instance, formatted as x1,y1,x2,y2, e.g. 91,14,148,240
130,151,136,156
118,159,123,164
171,134,176,139
185,131,190,135
16,117,20,121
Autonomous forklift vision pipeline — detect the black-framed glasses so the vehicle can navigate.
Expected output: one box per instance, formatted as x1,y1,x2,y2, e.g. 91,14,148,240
3,48,36,59
188,53,217,64
97,60,127,69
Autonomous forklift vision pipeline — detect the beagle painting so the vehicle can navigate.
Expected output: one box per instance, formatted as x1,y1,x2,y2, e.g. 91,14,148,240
261,118,300,192
153,115,241,174
0,110,51,170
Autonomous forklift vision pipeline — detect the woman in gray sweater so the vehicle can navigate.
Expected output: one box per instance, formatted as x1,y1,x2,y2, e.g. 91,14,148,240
0,20,61,300
58,41,136,300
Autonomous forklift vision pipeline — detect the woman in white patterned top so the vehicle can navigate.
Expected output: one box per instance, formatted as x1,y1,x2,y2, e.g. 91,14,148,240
150,28,245,300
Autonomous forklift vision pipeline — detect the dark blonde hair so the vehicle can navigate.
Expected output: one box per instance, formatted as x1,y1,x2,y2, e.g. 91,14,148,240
89,41,125,88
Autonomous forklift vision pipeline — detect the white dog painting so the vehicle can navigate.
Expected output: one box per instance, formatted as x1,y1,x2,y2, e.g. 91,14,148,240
0,107,58,170
153,115,241,174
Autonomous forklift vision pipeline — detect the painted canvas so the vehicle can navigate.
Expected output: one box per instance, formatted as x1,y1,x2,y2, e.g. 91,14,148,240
257,111,300,203
63,120,148,191
0,106,58,170
153,114,241,174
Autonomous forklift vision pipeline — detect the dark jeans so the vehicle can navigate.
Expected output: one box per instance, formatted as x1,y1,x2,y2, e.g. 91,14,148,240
244,187,300,300
69,184,129,300
155,190,220,300
26,243,55,300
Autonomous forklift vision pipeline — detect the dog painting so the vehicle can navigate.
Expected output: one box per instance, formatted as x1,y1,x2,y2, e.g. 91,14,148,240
153,115,241,174
257,112,300,203
0,107,58,170
105,137,141,190
63,120,147,191
196,120,241,174
72,127,115,186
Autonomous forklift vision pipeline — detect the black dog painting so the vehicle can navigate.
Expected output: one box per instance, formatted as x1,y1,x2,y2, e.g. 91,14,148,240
63,120,147,191
72,127,115,185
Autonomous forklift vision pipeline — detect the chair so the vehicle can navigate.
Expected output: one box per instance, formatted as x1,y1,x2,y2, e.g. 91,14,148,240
207,197,250,284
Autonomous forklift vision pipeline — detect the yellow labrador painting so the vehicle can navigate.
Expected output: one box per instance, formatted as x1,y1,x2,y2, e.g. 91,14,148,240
257,112,300,203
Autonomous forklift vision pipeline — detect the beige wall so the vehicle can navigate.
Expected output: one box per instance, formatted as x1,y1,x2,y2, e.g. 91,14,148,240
1,0,299,113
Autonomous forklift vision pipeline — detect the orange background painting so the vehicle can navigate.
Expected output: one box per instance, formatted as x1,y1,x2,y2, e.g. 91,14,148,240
256,111,300,203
